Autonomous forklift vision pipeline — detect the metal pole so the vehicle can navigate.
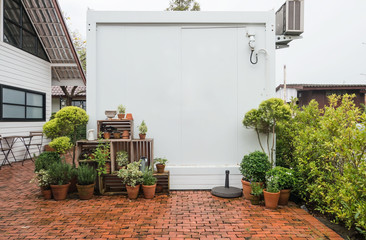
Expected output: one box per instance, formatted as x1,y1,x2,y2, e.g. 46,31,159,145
225,170,229,188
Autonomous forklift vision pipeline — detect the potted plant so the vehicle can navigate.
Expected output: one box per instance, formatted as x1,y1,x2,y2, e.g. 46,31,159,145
30,169,52,199
90,141,110,176
122,130,129,139
103,131,111,139
263,175,280,209
116,150,129,170
154,157,168,173
250,182,263,205
239,151,271,200
138,120,148,139
34,151,61,172
142,167,157,199
117,161,143,199
76,164,97,200
113,131,121,139
266,167,296,205
48,161,72,201
117,104,126,119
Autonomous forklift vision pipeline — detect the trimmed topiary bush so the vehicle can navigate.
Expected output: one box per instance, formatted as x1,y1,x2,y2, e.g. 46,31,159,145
266,166,296,190
239,151,271,182
49,136,72,154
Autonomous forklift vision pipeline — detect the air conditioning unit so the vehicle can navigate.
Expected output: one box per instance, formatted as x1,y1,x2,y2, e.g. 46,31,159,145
276,0,304,36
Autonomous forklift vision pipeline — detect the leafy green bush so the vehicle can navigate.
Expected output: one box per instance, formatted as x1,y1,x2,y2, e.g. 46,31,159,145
77,164,97,185
116,151,129,167
266,174,279,193
266,167,296,190
34,151,61,172
117,161,143,187
30,169,51,189
142,167,157,186
250,182,263,196
48,161,72,185
43,119,63,140
138,120,148,134
89,141,110,176
49,136,72,154
239,151,271,182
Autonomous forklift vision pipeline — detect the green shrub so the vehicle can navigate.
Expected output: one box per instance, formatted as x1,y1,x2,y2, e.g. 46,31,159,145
139,120,148,134
266,174,280,193
43,119,63,140
30,169,51,189
48,161,72,185
117,161,143,187
154,158,168,165
116,151,129,167
250,182,263,196
266,167,296,190
89,141,110,176
49,136,72,154
239,151,270,182
142,167,157,186
34,151,61,172
77,164,97,185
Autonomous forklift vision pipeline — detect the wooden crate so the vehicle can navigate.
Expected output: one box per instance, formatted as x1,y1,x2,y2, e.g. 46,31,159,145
97,119,133,139
154,171,170,194
131,139,154,168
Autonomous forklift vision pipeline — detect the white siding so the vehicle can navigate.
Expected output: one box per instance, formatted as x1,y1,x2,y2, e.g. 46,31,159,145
52,97,61,113
0,42,51,164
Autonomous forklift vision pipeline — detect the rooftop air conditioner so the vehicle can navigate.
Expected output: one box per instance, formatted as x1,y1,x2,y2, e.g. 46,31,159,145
276,0,304,36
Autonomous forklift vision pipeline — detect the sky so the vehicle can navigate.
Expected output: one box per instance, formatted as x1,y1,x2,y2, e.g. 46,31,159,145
59,0,366,86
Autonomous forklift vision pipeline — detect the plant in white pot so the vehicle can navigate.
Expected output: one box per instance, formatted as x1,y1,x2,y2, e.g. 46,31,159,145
117,161,143,199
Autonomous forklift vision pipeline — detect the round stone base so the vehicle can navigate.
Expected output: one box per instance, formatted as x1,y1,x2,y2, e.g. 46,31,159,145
211,186,242,198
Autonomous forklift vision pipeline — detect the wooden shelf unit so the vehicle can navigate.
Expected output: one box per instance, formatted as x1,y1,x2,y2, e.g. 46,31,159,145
97,119,134,139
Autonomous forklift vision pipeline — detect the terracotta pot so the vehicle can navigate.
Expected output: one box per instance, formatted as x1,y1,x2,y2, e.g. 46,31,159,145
117,113,125,120
113,132,121,139
139,134,146,140
41,188,52,200
126,184,140,199
76,183,95,200
263,189,280,209
104,132,111,139
241,179,253,200
250,195,260,205
105,162,111,174
279,189,291,205
156,164,165,173
44,145,55,152
68,176,78,193
50,183,70,201
125,113,133,120
156,184,163,193
122,130,129,139
142,184,156,199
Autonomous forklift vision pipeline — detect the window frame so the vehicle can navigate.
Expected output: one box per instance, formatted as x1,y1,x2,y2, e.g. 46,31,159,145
0,84,46,122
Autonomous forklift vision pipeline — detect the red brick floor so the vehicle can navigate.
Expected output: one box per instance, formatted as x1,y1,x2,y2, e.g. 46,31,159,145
0,160,342,240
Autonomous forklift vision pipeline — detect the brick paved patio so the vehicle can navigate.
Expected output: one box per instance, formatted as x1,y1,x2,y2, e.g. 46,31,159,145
0,160,342,240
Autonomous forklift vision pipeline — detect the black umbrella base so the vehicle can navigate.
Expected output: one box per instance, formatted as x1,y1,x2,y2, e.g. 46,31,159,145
211,186,242,198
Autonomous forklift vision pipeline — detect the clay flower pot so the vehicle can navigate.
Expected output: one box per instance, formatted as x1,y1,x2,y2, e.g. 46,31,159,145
126,184,140,199
122,130,129,139
142,184,156,199
104,132,111,139
156,164,165,173
41,187,52,200
113,132,121,139
241,179,253,200
250,194,260,205
263,189,280,209
105,162,111,174
125,113,133,120
76,183,95,200
139,134,146,140
117,113,125,120
279,189,291,205
50,183,70,201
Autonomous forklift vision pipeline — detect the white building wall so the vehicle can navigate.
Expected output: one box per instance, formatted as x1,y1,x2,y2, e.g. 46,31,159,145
276,87,298,102
87,11,275,189
0,42,51,163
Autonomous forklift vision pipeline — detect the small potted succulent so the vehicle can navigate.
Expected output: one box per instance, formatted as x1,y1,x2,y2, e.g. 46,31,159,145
76,164,97,200
48,161,72,201
138,120,148,139
117,161,143,199
263,175,280,209
239,151,271,200
266,167,296,205
250,182,263,205
142,167,157,199
154,157,168,173
117,104,126,119
30,169,52,199
116,150,129,170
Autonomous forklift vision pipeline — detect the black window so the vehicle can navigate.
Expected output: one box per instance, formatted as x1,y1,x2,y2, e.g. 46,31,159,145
3,0,49,61
0,84,46,121
71,100,86,110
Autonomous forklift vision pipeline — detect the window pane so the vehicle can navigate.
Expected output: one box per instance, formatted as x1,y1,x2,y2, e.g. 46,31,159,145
4,0,21,24
37,41,49,61
3,19,20,47
26,107,43,119
3,88,25,104
22,9,36,34
22,30,37,55
3,104,25,118
26,93,43,107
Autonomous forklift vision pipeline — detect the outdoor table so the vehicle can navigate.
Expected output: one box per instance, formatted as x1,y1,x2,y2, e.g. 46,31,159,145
0,135,34,167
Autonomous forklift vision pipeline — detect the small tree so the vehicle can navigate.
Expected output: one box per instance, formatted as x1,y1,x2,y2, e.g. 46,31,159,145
243,98,291,165
166,0,200,11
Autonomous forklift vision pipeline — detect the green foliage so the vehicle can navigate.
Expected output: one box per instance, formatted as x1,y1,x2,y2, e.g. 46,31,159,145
154,157,168,165
89,141,110,176
77,164,97,185
139,120,148,135
243,98,291,165
250,182,263,196
166,0,200,11
49,136,72,154
266,174,280,193
117,104,126,114
30,169,51,189
34,151,61,172
43,119,63,140
48,161,72,185
266,167,296,190
116,151,129,167
239,151,271,182
117,161,143,187
142,167,157,186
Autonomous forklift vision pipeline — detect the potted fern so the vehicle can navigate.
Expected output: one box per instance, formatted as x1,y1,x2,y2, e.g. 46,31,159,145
154,157,168,173
138,120,148,139
116,150,129,170
76,164,97,200
117,161,143,199
117,104,126,119
142,167,157,199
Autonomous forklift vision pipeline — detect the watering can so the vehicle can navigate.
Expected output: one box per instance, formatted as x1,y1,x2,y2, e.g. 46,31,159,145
87,129,95,141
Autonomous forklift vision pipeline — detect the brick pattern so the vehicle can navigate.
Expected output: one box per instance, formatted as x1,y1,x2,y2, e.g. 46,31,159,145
0,160,342,240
